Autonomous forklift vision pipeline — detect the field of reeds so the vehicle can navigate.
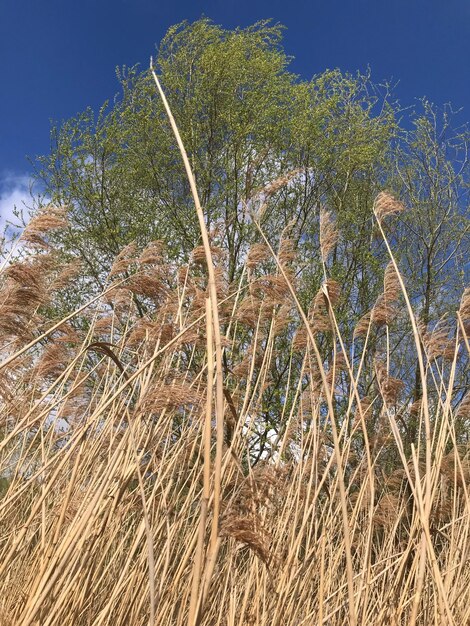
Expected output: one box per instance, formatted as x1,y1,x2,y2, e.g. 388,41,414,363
1,82,470,626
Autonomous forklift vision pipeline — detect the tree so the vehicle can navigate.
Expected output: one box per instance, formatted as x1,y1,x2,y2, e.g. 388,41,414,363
34,19,396,293
389,102,470,443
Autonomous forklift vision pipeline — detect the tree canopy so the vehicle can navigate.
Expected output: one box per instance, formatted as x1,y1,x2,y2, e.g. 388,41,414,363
35,20,399,282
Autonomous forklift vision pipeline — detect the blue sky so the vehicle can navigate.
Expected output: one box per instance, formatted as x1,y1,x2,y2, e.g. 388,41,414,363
0,0,469,226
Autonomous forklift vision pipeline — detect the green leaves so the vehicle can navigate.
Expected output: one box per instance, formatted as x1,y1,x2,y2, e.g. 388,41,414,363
33,18,468,355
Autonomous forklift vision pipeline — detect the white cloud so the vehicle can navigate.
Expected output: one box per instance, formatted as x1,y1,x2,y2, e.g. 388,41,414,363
0,172,33,234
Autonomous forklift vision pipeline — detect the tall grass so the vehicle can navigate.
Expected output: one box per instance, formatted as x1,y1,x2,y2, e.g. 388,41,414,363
0,95,469,625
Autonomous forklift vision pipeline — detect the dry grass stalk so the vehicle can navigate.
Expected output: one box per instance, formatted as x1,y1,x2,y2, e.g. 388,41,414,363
353,396,374,426
375,358,404,406
326,351,347,386
109,242,138,277
384,260,400,305
50,260,83,290
319,207,338,262
126,273,168,299
35,342,70,380
138,240,165,265
278,238,296,266
142,379,203,414
150,61,226,618
20,205,68,247
191,244,225,265
373,191,405,222
421,320,456,361
458,288,470,339
354,310,372,338
410,397,423,416
373,492,403,528
260,168,301,197
308,281,340,334
220,514,272,566
322,278,341,306
4,262,43,292
456,393,470,420
372,293,396,326
247,243,270,269
253,272,294,301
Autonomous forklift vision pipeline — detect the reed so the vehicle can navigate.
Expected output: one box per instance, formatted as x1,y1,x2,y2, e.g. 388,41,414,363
0,110,469,626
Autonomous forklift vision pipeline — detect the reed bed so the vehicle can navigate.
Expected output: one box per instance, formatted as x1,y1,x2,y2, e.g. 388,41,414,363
0,85,469,626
